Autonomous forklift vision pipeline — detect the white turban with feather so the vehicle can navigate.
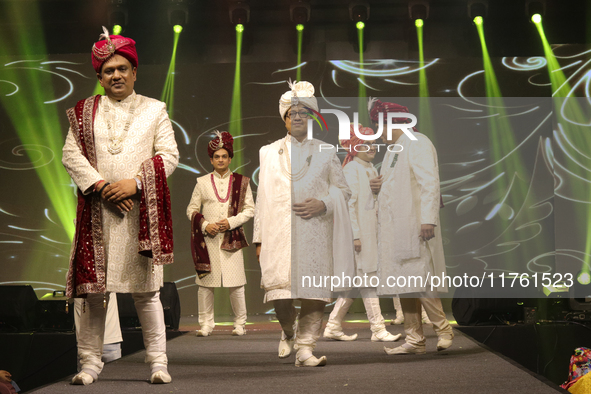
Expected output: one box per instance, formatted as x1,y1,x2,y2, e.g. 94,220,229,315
278,79,318,119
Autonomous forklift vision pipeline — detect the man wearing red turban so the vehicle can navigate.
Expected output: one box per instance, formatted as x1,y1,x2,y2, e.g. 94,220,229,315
368,99,454,355
187,130,254,337
62,27,179,384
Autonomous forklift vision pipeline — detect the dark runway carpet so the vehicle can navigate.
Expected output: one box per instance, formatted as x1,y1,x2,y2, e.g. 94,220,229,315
30,320,564,394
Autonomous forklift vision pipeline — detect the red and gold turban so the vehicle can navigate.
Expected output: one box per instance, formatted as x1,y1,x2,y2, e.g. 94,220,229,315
208,130,234,158
368,98,417,132
339,123,375,167
91,26,138,73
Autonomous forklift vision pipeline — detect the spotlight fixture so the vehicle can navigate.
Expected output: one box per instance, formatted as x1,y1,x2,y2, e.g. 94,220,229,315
229,1,250,25
290,1,310,25
408,0,429,21
168,0,189,27
569,270,591,312
467,0,488,21
349,2,369,23
108,0,128,30
526,0,545,22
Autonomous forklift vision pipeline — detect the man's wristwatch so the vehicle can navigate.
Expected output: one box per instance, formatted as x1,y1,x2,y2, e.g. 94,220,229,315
134,177,142,191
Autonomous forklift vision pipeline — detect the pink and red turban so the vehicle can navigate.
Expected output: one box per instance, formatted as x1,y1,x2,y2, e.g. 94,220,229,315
91,26,138,73
368,98,417,132
208,131,234,158
339,123,375,167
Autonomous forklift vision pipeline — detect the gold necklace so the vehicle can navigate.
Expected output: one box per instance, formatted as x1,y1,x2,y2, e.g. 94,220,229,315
279,136,312,182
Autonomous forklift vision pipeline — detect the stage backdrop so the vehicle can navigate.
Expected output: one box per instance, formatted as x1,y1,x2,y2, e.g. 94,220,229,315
1,46,590,315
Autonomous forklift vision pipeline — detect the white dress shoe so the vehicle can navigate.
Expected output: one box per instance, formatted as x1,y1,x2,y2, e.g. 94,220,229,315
384,343,426,355
71,371,95,385
150,370,172,384
437,336,453,351
371,330,402,342
278,336,295,358
196,327,213,337
232,326,246,336
390,316,404,325
323,327,358,341
295,354,327,367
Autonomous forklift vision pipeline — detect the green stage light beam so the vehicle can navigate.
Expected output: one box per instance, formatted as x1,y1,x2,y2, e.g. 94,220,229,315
0,1,76,243
92,80,104,96
416,18,434,141
160,25,183,119
296,24,304,81
475,17,543,270
534,18,591,278
112,24,122,35
229,24,244,171
356,21,370,126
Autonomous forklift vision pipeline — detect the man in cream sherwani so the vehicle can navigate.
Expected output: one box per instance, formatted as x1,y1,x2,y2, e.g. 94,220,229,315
324,124,401,343
368,99,454,355
187,131,254,337
62,28,179,385
253,81,353,367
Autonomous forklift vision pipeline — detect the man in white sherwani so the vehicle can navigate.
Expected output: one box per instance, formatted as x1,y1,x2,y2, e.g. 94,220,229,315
187,131,254,337
62,28,179,384
324,124,401,343
368,99,453,355
253,81,352,367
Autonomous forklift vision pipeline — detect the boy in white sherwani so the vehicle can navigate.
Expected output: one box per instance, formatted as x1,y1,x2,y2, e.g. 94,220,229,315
324,124,401,343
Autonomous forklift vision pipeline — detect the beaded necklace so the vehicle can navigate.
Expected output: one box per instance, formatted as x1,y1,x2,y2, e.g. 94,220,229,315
211,173,232,203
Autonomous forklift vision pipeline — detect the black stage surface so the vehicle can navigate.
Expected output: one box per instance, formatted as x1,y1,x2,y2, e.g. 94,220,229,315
23,316,566,394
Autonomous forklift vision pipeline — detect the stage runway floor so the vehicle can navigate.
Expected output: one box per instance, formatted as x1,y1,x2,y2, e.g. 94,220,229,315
31,316,563,393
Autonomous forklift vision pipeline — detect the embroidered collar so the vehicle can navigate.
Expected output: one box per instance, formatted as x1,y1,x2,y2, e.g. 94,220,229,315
105,90,137,107
286,133,309,147
354,156,374,168
213,169,232,179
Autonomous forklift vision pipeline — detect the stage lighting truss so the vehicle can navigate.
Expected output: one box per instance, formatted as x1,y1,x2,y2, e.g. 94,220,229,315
290,1,310,25
408,0,429,22
526,0,545,21
229,1,250,25
467,0,488,21
349,1,370,23
167,0,189,27
107,0,128,31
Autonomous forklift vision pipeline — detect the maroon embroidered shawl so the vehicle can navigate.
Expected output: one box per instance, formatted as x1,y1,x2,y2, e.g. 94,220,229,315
221,173,250,251
138,155,174,264
191,212,211,278
65,95,173,298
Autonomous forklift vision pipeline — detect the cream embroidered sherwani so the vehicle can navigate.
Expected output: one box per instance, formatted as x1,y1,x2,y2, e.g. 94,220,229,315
186,170,254,330
62,91,179,293
377,132,452,348
344,157,379,277
253,136,352,302
62,91,179,376
186,170,254,288
377,133,446,295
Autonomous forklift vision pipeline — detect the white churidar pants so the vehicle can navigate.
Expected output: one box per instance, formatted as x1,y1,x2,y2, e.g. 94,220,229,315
274,299,325,358
400,296,453,347
77,292,167,375
198,285,247,329
326,288,386,333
